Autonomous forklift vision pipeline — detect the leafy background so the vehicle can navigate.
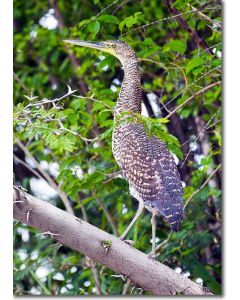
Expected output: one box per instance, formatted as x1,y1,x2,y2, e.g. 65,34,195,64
13,0,222,295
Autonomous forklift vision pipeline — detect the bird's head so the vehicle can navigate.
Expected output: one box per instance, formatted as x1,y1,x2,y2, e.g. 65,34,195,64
63,39,137,65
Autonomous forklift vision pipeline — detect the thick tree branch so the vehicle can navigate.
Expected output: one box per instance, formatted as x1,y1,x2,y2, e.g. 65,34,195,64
13,187,213,296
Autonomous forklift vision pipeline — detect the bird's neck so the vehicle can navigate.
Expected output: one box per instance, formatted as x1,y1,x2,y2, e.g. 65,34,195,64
114,59,142,116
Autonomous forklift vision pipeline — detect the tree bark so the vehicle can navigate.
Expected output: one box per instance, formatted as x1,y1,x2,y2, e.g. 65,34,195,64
13,187,213,296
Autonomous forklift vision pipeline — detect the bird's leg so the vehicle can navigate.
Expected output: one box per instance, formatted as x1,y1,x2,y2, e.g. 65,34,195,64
120,201,144,240
150,210,158,259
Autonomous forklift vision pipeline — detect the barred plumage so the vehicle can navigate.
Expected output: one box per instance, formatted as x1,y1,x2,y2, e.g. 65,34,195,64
111,40,183,231
64,39,183,250
113,122,183,231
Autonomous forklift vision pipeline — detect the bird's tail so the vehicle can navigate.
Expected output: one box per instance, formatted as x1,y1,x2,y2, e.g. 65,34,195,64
169,217,182,231
152,198,183,231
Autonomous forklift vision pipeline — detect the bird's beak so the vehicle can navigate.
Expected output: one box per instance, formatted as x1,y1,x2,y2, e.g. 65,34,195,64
63,40,115,55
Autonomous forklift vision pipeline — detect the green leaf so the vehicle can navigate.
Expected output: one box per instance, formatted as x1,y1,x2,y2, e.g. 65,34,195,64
80,111,92,127
192,66,204,75
100,126,113,140
164,39,186,54
192,262,221,294
168,143,183,160
212,58,221,68
77,19,90,29
172,0,190,10
126,16,138,28
98,15,119,24
98,55,116,71
68,113,79,125
87,21,100,36
159,118,170,123
119,14,140,31
186,57,204,74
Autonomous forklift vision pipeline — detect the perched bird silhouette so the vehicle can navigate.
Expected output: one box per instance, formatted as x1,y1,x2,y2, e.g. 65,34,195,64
64,40,183,255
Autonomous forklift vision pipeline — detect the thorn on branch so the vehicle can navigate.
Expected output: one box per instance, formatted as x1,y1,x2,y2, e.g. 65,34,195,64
36,231,60,238
24,84,78,109
26,208,33,223
111,274,127,281
75,217,82,224
24,92,39,102
67,84,78,95
13,200,24,204
50,242,63,252
85,256,96,269
123,239,135,247
14,184,28,193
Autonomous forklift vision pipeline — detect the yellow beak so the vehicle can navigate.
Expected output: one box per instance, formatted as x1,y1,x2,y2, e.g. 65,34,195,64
63,40,116,55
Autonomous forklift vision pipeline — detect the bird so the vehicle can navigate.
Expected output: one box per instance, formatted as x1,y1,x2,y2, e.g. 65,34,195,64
64,39,183,256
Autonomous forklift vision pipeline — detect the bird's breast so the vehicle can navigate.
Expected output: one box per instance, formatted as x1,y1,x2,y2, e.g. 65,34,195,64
112,122,130,168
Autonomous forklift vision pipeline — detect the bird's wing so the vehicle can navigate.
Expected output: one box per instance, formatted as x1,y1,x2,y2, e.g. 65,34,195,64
118,123,183,230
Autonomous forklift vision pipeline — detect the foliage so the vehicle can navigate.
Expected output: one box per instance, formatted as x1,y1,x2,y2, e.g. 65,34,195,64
13,0,222,295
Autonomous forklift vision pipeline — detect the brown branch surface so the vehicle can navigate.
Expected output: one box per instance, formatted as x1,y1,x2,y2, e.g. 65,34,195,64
13,188,213,296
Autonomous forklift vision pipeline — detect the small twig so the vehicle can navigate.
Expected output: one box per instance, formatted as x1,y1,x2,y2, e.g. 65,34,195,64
102,170,122,184
57,118,98,143
72,94,112,109
184,164,222,210
77,194,103,295
13,154,43,180
24,85,78,109
121,10,198,37
77,195,89,223
29,270,51,295
122,278,132,295
165,0,215,54
188,4,221,29
138,58,165,69
16,140,74,215
13,71,30,93
111,274,127,281
26,208,32,223
36,231,60,238
93,191,119,237
155,232,173,256
180,110,220,169
80,0,120,30
169,61,188,87
164,66,221,108
50,242,63,252
166,81,221,119
121,6,220,37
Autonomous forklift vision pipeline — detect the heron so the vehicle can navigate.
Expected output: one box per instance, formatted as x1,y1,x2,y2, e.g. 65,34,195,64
64,40,183,256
